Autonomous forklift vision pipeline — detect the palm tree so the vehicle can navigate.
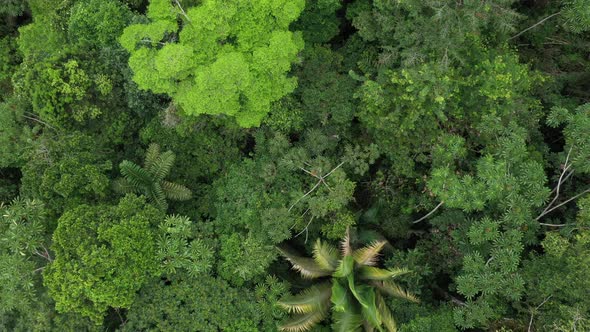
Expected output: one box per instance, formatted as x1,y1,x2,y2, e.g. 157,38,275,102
113,143,191,210
277,229,418,332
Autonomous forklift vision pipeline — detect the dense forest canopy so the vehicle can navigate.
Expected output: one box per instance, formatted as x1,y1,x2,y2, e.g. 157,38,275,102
0,0,589,331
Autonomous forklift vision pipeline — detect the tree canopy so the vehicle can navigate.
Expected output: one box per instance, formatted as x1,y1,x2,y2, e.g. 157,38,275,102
0,0,589,331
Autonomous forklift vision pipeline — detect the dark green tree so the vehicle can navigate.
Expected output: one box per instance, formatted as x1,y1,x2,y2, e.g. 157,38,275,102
114,143,192,210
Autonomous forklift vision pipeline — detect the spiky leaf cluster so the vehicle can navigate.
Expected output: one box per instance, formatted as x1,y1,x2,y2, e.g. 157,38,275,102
277,230,418,331
114,143,191,210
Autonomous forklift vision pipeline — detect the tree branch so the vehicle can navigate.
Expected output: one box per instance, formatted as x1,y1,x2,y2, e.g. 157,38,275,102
537,188,590,221
528,295,552,332
174,0,191,23
413,201,445,224
508,11,561,41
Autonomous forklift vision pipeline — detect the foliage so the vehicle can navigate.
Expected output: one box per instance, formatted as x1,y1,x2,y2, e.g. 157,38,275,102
114,143,192,210
19,132,113,218
278,230,418,331
119,0,305,127
44,195,163,323
122,273,280,331
1,0,589,331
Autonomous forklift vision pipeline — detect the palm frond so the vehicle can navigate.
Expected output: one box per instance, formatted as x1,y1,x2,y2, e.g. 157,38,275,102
332,311,363,332
279,310,327,332
278,283,331,314
149,183,168,210
353,240,387,266
331,279,351,313
120,160,151,188
376,292,397,332
334,255,354,278
278,246,333,278
360,288,381,329
340,227,352,257
161,181,192,201
112,178,135,194
373,280,419,303
358,266,410,281
313,239,339,271
144,143,161,170
148,150,175,182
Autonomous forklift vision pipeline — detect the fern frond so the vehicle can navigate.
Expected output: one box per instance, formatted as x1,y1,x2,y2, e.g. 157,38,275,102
278,310,327,332
148,150,175,182
120,160,152,188
277,283,331,314
373,280,419,303
353,240,387,266
161,181,192,201
278,246,333,278
312,239,339,271
358,267,410,281
144,143,161,170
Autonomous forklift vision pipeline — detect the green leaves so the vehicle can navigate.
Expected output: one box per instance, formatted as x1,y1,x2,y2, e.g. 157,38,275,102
120,0,305,127
278,246,333,279
278,283,331,315
279,231,417,331
44,195,163,323
115,143,191,210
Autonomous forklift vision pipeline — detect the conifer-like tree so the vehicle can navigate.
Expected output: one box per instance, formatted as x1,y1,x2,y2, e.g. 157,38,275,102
114,143,191,210
277,229,418,331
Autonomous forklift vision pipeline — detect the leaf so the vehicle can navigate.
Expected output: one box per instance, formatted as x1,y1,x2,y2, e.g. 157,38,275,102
348,275,381,329
277,246,333,278
340,227,352,257
144,143,161,171
112,178,135,194
149,183,168,210
278,283,331,314
313,239,339,271
373,280,419,303
358,266,410,280
161,180,192,201
119,160,151,188
334,255,354,278
148,150,175,182
353,240,387,266
332,310,363,332
376,292,397,332
331,279,350,312
278,310,327,332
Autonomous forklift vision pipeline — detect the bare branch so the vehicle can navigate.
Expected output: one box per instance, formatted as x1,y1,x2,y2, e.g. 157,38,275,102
22,114,55,130
537,188,590,221
508,11,561,41
412,201,445,224
288,180,321,212
323,161,345,178
542,146,574,215
529,295,552,332
174,0,191,23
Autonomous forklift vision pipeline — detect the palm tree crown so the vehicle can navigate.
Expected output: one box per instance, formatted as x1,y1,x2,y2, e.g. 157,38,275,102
277,229,418,332
113,143,191,210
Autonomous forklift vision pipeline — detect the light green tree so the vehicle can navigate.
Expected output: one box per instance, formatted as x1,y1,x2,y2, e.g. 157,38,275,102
44,195,163,324
119,0,305,127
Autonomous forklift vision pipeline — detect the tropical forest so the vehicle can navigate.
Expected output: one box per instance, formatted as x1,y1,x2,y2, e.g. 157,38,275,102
0,0,589,331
